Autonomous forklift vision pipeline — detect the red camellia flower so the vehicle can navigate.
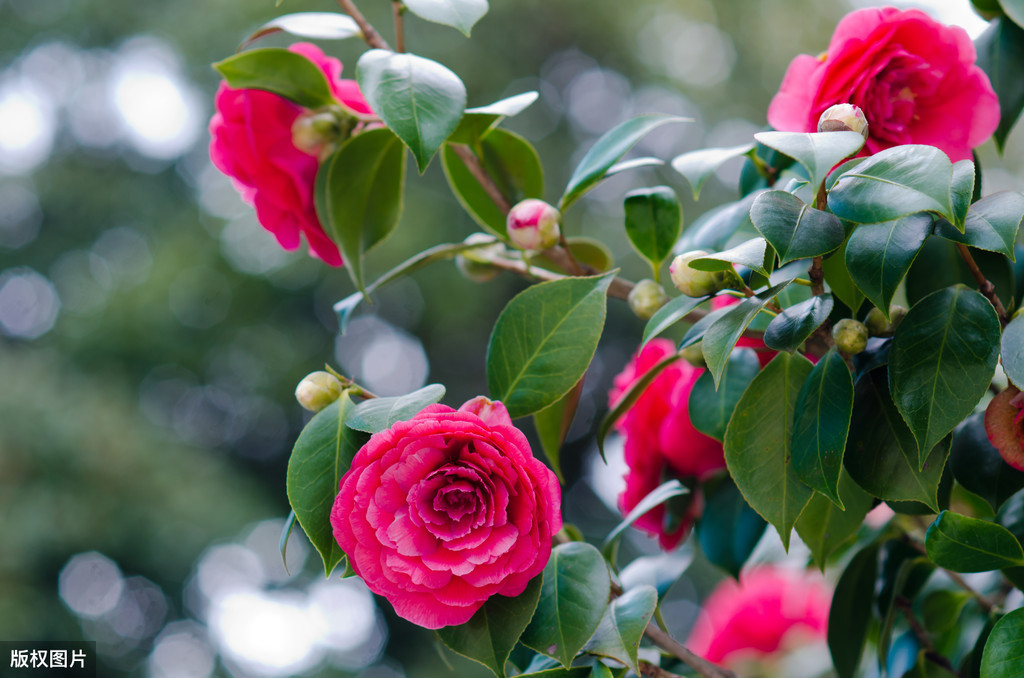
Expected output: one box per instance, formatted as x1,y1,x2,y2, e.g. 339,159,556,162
330,396,562,629
985,385,1024,471
687,567,831,669
768,7,999,162
209,42,373,266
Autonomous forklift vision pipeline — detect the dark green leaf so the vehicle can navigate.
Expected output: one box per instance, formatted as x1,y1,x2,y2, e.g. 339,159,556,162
357,49,466,172
889,286,1000,466
286,394,368,575
583,586,657,673
921,589,971,634
877,544,934,669
404,0,488,36
640,295,708,346
906,237,1016,310
703,280,792,387
437,575,541,678
764,294,833,351
488,273,613,419
602,480,689,563
239,13,362,50
690,238,770,277
980,607,1024,678
975,18,1024,150
925,510,1024,572
724,351,815,549
671,144,754,200
963,612,1003,678
516,669,592,678
346,384,446,433
597,351,680,460
533,379,583,483
560,114,688,211
845,214,932,318
521,542,611,667
795,470,873,570
951,160,975,228
950,413,1024,513
754,130,865,192
213,48,337,109
822,238,865,313
697,477,766,578
828,544,878,678
623,186,682,276
688,348,761,441
678,192,758,253
750,190,845,265
934,192,1024,260
679,304,732,349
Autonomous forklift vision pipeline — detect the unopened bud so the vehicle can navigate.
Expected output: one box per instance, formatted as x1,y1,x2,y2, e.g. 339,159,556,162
889,305,908,329
628,279,669,320
669,251,741,298
292,109,349,155
507,199,561,251
817,103,869,139
455,233,504,282
680,342,706,368
864,307,898,337
295,371,342,412
832,318,869,355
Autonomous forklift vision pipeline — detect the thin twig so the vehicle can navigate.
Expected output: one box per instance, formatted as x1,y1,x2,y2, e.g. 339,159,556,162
643,623,737,678
450,144,512,213
336,0,391,50
487,255,636,300
956,243,1009,326
895,597,965,678
392,0,406,53
638,660,683,678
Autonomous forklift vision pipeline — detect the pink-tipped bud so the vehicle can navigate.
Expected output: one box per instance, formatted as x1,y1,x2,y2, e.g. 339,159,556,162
669,251,741,298
295,371,342,412
507,199,561,251
817,103,869,138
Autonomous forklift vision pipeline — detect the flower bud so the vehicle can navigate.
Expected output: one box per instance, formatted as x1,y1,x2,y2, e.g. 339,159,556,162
455,233,504,282
628,279,669,320
817,103,869,138
292,109,352,156
669,251,741,298
506,199,561,251
832,318,869,355
680,342,706,369
295,370,342,412
864,307,893,337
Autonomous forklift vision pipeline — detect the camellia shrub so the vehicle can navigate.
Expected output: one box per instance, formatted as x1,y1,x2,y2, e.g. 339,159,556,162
211,1,1024,676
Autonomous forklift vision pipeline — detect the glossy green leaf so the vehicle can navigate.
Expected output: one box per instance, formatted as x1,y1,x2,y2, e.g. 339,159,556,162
906,237,1016,310
845,369,949,509
678,192,758,253
1003,314,1024,389
921,589,971,634
828,543,878,678
640,295,707,346
925,510,1024,572
583,586,657,673
404,0,488,36
602,480,688,562
488,273,613,419
980,607,1024,678
357,49,466,172
286,394,368,576
949,413,1024,513
754,130,865,192
764,294,833,351
521,542,611,667
623,186,682,276
315,128,406,293
560,114,688,211
346,384,446,434
697,477,767,578
822,238,865,312
951,159,975,227
935,191,1024,261
690,238,770,277
828,145,954,225
688,348,760,442
214,47,336,109
750,190,845,265
597,351,680,460
889,286,1000,466
533,379,583,483
703,280,792,388
845,214,932,319
791,350,854,507
796,470,873,570
606,156,664,177
239,13,361,49
448,91,539,144
438,575,541,678
724,351,814,549
671,143,754,200
976,17,1024,150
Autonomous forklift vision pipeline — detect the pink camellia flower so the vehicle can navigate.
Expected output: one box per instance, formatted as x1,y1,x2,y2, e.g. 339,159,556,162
768,7,999,162
331,396,561,629
985,385,1024,471
687,567,831,669
209,43,373,266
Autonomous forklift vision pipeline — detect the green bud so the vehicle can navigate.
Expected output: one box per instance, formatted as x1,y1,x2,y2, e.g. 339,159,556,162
627,279,669,320
864,307,894,337
889,304,908,330
455,233,504,283
680,342,706,368
291,108,353,157
669,251,741,298
295,370,342,412
832,318,869,355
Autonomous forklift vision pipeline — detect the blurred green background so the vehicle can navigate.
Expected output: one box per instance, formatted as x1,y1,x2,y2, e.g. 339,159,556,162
0,0,1005,676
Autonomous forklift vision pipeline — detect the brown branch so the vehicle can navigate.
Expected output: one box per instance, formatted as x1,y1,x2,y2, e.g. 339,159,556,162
638,660,682,678
956,243,1009,326
336,0,391,50
392,0,406,53
895,597,965,678
487,255,637,301
643,622,737,678
450,144,513,214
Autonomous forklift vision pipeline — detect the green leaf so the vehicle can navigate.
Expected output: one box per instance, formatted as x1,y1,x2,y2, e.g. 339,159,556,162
764,294,833,351
981,607,1024,678
213,47,336,109
950,160,975,228
845,369,949,509
530,237,615,274
679,304,732,349
975,17,1024,150
702,280,792,387
521,542,611,667
921,589,971,634
877,545,934,670
449,92,539,144
346,384,446,433
279,510,297,573
791,350,854,507
560,114,688,211
640,295,707,346
404,0,488,36
724,351,815,549
1003,313,1024,390
688,348,761,442
315,128,406,293
602,480,689,563
750,190,845,265
925,510,1024,572
690,238,770,277
239,13,362,49
286,394,368,576
935,192,1024,260
583,586,657,674
949,413,1024,513
516,669,592,678
889,286,1001,465
488,273,613,419
533,379,583,483
828,145,955,225
442,129,544,239
597,351,680,460
670,144,754,200
437,575,541,678
822,238,865,312
697,477,767,578
828,544,878,678
753,130,865,193
623,186,682,276
678,192,758,253
906,237,1016,310
357,49,466,172
845,214,932,319
795,470,873,570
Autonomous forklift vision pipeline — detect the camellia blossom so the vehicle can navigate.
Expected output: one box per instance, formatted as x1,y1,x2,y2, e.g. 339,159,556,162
687,567,831,668
768,7,999,162
209,42,373,266
985,384,1024,471
330,397,561,629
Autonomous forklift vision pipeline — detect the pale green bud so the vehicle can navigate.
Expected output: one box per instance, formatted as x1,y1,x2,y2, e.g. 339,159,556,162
832,318,869,355
628,279,669,320
295,371,342,412
669,251,741,298
817,103,869,139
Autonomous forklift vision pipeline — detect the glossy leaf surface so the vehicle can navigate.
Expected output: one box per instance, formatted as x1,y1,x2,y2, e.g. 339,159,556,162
844,214,932,318
404,0,488,36
925,510,1024,572
214,48,336,109
671,143,754,200
698,477,766,578
750,190,845,265
583,586,657,673
623,186,682,275
764,294,833,351
688,348,761,442
346,384,446,433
